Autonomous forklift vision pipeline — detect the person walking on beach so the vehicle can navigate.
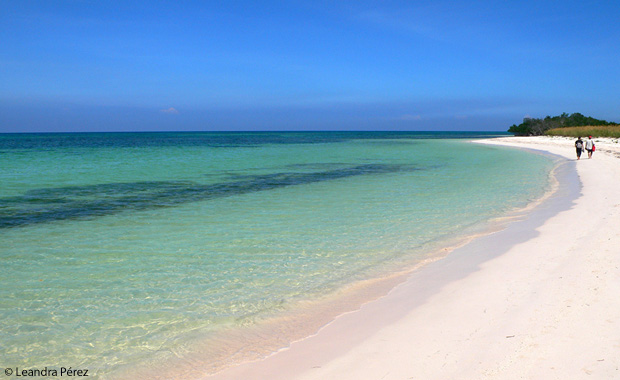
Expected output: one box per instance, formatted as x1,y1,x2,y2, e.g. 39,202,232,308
575,137,584,160
585,136,595,159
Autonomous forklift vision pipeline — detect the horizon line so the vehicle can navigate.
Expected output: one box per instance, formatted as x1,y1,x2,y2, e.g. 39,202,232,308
0,130,511,135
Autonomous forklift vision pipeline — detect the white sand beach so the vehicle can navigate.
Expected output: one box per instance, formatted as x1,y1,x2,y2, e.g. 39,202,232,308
206,136,620,380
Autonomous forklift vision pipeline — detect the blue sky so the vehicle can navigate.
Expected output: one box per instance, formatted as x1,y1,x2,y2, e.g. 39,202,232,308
1,0,619,132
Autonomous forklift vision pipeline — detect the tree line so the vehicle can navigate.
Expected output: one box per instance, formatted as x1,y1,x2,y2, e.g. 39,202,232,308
508,113,617,136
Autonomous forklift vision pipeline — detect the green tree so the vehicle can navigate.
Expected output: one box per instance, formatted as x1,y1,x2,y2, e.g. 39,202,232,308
508,113,615,136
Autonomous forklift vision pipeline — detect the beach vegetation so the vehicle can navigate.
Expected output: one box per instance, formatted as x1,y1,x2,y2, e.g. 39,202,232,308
508,112,617,136
545,125,620,138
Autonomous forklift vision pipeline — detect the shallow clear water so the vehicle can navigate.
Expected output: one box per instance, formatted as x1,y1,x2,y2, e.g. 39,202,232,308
0,132,554,378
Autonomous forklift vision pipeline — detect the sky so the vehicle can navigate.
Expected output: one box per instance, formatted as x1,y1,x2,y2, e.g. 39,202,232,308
1,0,619,132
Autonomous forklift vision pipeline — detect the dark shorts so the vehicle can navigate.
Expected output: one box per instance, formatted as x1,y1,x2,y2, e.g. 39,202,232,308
576,148,582,156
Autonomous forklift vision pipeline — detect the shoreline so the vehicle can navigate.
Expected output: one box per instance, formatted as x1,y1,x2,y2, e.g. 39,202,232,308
204,136,620,380
111,138,558,380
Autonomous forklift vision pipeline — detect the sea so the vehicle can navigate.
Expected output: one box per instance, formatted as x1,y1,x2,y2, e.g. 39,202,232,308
0,131,556,379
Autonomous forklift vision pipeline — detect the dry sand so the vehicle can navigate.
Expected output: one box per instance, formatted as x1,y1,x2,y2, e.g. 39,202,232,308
206,136,620,380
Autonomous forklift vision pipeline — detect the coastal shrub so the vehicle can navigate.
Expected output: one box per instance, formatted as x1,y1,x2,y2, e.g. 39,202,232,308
545,125,620,138
508,113,616,136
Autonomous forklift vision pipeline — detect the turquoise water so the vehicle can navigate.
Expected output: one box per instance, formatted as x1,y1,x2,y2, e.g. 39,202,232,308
0,132,554,378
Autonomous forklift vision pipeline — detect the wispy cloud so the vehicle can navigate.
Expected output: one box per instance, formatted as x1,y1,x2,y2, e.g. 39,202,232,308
160,107,179,114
